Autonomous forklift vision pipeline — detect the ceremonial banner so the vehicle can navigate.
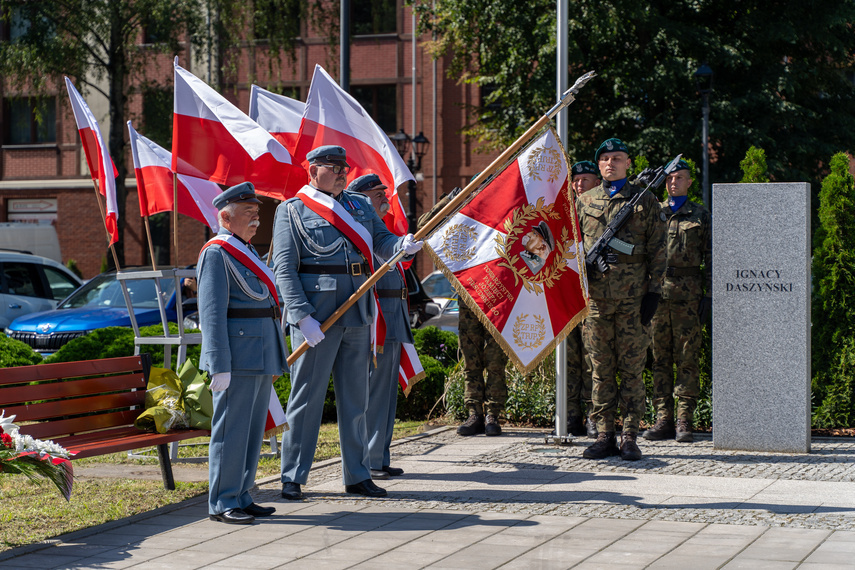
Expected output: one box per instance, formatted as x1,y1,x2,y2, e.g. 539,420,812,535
248,85,304,155
399,342,425,396
64,77,119,245
425,128,588,373
128,122,221,231
172,60,298,199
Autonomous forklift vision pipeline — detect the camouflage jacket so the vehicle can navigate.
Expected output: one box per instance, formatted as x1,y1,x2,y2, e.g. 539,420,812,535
659,199,712,301
576,181,666,299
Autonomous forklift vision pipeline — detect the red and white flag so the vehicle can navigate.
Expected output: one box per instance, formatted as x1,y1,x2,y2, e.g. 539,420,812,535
172,59,297,199
249,85,305,155
128,122,221,231
264,384,288,438
425,128,588,373
64,77,119,245
398,342,425,396
296,65,414,235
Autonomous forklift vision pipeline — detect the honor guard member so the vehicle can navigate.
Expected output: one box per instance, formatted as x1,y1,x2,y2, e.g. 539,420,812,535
567,160,599,437
417,182,509,437
577,138,666,461
349,173,411,480
198,182,287,524
272,145,422,500
643,159,711,443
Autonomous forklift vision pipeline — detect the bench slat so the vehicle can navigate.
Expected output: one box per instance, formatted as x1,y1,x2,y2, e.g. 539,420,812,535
0,372,147,408
7,391,145,423
61,427,207,459
18,409,142,440
0,355,145,385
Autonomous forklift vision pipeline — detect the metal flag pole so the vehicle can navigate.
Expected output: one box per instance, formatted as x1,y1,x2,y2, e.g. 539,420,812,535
286,71,597,366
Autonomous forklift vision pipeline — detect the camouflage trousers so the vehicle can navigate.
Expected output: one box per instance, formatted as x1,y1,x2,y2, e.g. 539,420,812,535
566,324,592,417
459,304,508,416
583,296,648,434
651,298,701,422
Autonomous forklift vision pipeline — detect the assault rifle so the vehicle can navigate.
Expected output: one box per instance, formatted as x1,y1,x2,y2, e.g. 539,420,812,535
585,154,682,274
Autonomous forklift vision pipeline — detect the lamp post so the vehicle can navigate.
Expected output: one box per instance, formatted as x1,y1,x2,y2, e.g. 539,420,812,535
694,63,713,209
391,129,431,232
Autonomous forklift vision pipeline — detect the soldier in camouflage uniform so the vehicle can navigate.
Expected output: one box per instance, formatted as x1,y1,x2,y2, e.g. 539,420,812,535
567,161,600,437
576,138,666,461
643,159,711,444
417,185,509,437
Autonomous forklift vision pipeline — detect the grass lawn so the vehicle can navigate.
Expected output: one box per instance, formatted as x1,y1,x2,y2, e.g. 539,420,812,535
0,420,429,552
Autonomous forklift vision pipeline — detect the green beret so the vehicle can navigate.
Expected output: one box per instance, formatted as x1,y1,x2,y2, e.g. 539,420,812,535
571,161,598,177
672,159,691,172
594,138,629,162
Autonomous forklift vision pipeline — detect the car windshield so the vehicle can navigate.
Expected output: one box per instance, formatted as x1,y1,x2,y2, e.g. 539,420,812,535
59,272,176,310
422,272,457,299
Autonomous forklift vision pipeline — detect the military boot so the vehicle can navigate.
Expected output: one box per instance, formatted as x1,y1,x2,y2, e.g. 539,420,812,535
620,432,642,461
582,431,619,459
642,418,675,440
568,414,586,437
457,412,485,436
586,415,598,438
675,419,694,443
485,414,502,436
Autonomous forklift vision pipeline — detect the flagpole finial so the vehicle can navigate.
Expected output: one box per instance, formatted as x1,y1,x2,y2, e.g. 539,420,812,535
174,56,179,66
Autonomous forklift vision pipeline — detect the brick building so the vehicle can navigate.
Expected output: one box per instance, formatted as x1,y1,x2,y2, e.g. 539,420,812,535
0,4,498,279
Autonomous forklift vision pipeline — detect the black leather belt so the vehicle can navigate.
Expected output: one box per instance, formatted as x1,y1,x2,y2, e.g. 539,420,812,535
377,288,407,299
605,253,644,264
666,266,701,277
227,306,281,320
300,263,370,276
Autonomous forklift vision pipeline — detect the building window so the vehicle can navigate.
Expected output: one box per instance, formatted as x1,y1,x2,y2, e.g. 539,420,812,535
4,97,56,145
351,85,397,134
352,0,397,35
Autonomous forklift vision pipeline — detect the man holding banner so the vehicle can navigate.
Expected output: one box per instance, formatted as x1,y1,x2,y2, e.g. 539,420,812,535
577,138,667,461
198,182,287,525
272,145,422,500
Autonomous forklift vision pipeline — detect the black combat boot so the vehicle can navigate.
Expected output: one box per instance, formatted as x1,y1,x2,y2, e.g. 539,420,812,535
484,414,502,436
620,432,642,461
642,418,675,440
568,414,586,437
457,412,485,436
586,415,598,438
582,431,619,459
675,419,694,443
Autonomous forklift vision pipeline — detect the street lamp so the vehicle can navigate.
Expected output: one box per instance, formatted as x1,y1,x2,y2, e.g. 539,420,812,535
391,129,431,232
694,63,713,209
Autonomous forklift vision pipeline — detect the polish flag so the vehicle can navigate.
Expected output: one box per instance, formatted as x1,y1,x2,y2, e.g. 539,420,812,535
64,77,119,245
248,85,305,154
171,59,297,200
398,342,425,396
297,65,414,235
128,122,221,231
264,384,288,438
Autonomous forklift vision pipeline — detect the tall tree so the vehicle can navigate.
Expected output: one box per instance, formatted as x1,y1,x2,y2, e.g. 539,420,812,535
415,0,855,188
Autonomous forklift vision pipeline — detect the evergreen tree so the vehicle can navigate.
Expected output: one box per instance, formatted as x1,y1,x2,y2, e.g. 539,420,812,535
739,146,770,183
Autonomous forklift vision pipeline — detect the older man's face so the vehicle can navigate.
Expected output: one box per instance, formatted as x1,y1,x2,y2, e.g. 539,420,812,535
311,163,348,195
524,231,549,257
222,203,260,242
365,188,390,217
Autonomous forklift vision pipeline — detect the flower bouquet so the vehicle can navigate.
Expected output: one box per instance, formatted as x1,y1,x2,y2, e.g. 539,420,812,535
0,410,74,500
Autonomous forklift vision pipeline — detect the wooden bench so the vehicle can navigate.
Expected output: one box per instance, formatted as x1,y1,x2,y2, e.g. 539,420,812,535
0,354,210,490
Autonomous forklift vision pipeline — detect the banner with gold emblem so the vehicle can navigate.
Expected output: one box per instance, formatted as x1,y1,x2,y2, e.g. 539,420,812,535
425,127,588,373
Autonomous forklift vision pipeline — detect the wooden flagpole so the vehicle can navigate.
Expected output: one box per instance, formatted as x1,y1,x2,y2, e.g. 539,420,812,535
90,180,121,271
286,71,596,365
144,216,158,271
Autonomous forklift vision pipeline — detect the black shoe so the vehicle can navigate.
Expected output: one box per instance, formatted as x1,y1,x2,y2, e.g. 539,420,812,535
675,419,694,443
370,468,391,480
586,416,598,438
568,415,586,437
620,432,643,461
642,418,676,441
484,414,502,436
209,508,254,525
457,412,485,436
582,431,619,459
382,465,404,476
281,482,303,500
243,503,276,517
345,479,388,497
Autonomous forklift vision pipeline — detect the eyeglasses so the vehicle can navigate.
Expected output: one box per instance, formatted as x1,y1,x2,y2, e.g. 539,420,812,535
319,163,351,175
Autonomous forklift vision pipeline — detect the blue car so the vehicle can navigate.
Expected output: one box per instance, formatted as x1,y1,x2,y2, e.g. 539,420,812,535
5,269,189,355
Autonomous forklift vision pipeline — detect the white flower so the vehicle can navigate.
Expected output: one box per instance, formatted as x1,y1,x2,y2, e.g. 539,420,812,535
0,409,19,435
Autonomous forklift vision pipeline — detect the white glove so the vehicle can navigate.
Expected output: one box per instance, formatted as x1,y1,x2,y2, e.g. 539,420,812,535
210,372,231,392
298,315,325,347
401,233,423,255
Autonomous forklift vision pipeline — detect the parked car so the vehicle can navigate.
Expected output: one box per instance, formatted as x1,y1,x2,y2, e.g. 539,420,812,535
0,250,83,329
421,269,457,301
422,298,460,334
5,268,193,355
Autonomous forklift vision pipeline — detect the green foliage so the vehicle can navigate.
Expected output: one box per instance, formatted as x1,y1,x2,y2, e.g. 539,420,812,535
739,146,770,183
64,260,83,280
397,327,461,420
0,333,43,367
811,152,855,428
503,353,556,427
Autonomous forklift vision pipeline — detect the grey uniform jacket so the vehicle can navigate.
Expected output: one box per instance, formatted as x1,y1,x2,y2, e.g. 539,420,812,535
197,229,288,376
271,186,407,328
376,264,414,344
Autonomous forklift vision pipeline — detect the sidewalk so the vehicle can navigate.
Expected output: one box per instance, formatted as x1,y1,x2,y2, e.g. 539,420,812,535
3,427,854,569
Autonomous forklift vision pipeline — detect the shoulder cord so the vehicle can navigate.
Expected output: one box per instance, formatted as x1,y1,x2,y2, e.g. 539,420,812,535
223,254,270,302
287,202,346,258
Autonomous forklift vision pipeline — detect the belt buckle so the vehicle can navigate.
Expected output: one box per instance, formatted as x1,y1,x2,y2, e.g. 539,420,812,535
351,262,362,276
605,253,619,264
401,289,407,300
